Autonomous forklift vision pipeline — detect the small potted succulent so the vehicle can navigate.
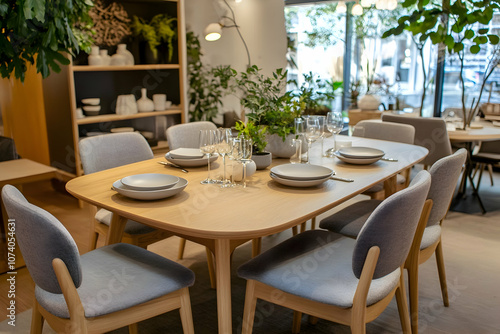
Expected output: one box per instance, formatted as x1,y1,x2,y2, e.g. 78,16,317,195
235,120,272,169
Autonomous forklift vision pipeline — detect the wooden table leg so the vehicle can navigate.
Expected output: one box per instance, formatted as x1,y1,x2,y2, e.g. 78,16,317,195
105,213,127,245
215,239,233,334
384,175,398,198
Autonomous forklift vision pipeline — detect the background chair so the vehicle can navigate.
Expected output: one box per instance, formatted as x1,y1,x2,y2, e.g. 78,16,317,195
79,132,174,251
166,121,218,286
382,114,453,168
472,140,500,191
319,148,467,334
237,171,431,334
1,185,195,334
0,136,20,161
352,120,415,199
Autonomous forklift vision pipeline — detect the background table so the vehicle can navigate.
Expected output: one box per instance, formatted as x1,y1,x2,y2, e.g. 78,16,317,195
66,136,428,334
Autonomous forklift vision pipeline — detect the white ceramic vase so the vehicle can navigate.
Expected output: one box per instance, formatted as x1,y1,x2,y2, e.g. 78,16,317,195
99,49,111,66
117,44,134,66
116,95,138,115
231,160,256,182
358,94,381,110
88,46,102,66
137,88,155,113
265,133,308,158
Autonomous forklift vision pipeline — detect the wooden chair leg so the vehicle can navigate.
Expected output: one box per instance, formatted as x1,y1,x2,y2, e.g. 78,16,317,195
128,323,138,334
292,226,298,236
435,240,450,306
206,247,216,289
242,280,258,334
31,300,44,334
179,287,195,334
395,273,412,334
252,238,262,258
292,311,302,333
407,265,419,334
300,222,306,233
487,164,494,186
308,315,318,325
310,217,316,230
178,238,187,260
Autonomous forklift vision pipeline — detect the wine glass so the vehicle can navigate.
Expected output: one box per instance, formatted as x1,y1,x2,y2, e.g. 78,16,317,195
304,117,321,163
229,137,244,186
217,128,233,187
199,129,218,184
315,115,326,157
325,111,344,156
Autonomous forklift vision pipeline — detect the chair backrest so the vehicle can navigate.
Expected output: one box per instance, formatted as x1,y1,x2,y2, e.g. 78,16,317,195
79,132,153,174
353,120,415,144
382,115,453,166
1,185,82,294
0,136,20,162
166,121,217,150
478,139,500,154
427,148,467,226
353,170,431,279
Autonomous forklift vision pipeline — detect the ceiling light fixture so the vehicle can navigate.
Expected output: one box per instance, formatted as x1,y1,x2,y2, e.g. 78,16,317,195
336,1,347,13
204,0,251,68
352,1,363,15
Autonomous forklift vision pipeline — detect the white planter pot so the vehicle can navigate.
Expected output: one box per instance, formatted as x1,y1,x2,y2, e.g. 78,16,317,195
358,94,381,110
265,133,308,158
251,152,272,170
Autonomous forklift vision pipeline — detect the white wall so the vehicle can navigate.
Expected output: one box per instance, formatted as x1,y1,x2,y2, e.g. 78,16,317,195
185,0,288,119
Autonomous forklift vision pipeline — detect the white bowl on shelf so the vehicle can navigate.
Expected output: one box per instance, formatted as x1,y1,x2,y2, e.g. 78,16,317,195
82,105,101,116
81,98,100,105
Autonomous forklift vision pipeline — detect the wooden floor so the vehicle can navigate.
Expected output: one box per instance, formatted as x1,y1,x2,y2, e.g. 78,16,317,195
1,169,500,333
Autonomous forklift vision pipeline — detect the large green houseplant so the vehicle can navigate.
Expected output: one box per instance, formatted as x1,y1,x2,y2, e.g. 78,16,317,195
383,0,500,128
0,0,94,82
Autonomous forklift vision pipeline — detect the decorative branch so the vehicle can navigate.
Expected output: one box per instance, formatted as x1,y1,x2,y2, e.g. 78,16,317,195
89,0,132,46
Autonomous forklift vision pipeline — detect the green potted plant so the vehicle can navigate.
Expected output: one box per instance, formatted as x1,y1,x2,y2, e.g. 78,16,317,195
292,72,342,115
131,14,177,64
383,0,500,128
234,120,271,169
186,31,237,122
0,0,94,82
237,66,304,158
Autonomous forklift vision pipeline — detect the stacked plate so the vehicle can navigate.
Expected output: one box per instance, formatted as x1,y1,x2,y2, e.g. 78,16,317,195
112,173,188,200
165,148,218,167
270,164,333,187
334,147,385,165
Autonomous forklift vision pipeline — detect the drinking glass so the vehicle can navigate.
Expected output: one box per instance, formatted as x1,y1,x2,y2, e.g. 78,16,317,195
290,117,305,164
304,117,321,163
217,128,233,187
199,129,218,184
325,111,344,156
314,115,326,156
229,137,244,186
240,138,253,188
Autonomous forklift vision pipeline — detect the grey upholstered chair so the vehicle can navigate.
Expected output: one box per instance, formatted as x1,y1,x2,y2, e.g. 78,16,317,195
166,121,218,285
166,121,217,150
382,114,453,168
353,120,415,199
1,185,195,333
238,170,431,334
79,132,173,250
472,140,500,191
320,148,467,334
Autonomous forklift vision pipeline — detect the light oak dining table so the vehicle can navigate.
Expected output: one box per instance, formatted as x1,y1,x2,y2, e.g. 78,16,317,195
65,135,428,333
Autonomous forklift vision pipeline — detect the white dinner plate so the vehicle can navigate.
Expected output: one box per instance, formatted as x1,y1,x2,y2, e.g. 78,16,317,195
270,163,333,180
169,148,205,159
270,172,330,187
333,151,382,165
121,173,179,191
165,152,218,167
338,147,385,159
112,178,188,200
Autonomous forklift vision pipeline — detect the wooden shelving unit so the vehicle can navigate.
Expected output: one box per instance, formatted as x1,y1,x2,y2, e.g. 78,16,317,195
42,0,186,177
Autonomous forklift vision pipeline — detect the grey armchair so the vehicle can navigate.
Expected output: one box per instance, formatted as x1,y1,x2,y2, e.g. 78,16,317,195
1,185,195,334
238,170,431,333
